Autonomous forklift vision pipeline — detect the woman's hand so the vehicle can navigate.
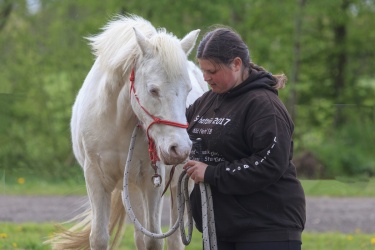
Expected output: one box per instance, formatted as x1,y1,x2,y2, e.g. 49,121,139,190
183,160,208,183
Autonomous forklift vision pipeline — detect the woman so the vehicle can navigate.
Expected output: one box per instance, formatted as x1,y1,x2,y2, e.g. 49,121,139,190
183,27,306,250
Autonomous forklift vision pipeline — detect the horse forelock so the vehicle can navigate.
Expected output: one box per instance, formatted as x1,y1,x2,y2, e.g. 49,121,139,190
150,30,189,81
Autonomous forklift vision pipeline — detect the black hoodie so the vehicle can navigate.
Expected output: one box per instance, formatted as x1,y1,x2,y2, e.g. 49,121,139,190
186,69,306,242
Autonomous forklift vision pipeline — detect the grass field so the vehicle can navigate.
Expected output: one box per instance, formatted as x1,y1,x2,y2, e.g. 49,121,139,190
1,223,375,250
2,173,375,197
2,175,375,249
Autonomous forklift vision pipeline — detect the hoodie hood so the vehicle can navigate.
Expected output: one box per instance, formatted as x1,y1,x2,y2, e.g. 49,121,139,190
224,68,278,98
187,68,279,122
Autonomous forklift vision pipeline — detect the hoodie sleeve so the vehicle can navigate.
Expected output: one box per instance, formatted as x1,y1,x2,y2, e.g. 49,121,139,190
204,114,293,195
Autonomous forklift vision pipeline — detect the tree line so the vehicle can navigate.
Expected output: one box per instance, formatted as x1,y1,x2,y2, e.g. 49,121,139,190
0,0,374,179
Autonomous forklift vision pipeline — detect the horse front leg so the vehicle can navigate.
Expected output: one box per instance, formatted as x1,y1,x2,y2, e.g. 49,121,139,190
84,163,112,250
166,188,185,250
128,183,148,249
166,165,191,250
144,181,164,250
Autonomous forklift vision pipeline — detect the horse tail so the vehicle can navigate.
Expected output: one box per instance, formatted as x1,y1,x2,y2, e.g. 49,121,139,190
45,188,127,250
108,188,127,250
45,206,92,250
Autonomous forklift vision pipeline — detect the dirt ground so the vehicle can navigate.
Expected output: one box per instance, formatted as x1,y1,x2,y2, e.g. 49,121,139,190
1,195,375,233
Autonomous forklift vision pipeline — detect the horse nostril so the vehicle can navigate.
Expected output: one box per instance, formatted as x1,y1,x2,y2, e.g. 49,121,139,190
164,143,190,165
170,145,178,156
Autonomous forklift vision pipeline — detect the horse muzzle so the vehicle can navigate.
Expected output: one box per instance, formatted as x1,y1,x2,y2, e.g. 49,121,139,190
159,141,191,165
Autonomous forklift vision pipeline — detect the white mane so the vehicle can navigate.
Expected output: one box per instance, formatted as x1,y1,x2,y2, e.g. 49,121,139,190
86,15,189,81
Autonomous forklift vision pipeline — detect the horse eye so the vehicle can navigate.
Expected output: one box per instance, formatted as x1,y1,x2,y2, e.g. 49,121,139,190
149,87,160,97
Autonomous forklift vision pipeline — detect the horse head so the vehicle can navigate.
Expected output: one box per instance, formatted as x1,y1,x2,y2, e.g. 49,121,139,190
130,27,200,165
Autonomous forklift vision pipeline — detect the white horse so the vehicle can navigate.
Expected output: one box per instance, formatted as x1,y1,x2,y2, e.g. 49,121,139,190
49,15,207,250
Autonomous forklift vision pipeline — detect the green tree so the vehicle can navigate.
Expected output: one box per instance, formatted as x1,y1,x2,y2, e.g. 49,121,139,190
0,0,374,179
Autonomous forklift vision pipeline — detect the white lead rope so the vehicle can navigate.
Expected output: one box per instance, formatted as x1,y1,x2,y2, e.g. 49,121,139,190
121,125,217,249
199,182,217,250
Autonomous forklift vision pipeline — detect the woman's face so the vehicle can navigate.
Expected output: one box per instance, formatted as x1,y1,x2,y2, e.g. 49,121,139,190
198,58,242,94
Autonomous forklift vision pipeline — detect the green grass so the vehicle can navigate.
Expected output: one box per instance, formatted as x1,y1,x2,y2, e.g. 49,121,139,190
302,232,375,250
0,223,202,250
1,174,87,196
3,172,375,197
0,223,375,250
2,175,375,249
302,178,375,197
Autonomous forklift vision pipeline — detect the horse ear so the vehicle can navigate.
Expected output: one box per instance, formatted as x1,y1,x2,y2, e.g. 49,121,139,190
180,29,200,56
133,27,152,55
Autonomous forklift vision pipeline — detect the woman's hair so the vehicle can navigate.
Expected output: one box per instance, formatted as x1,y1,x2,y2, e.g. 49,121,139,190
196,27,286,89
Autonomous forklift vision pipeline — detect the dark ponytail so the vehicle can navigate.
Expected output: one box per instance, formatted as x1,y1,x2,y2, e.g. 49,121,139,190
249,62,287,89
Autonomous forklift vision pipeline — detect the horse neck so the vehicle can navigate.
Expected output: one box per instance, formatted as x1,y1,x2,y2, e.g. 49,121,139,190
117,77,139,129
94,61,137,128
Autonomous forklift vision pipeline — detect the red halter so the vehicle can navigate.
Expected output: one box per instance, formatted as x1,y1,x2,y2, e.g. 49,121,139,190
129,68,189,166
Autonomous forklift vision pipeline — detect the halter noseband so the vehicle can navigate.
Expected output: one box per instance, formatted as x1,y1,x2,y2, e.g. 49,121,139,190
129,67,189,170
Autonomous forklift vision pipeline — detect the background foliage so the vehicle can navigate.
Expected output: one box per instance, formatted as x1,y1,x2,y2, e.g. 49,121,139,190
0,0,374,180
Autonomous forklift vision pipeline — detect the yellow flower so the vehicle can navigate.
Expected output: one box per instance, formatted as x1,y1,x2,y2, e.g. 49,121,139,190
347,235,353,240
371,237,375,245
12,242,17,248
17,177,25,185
0,233,8,238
